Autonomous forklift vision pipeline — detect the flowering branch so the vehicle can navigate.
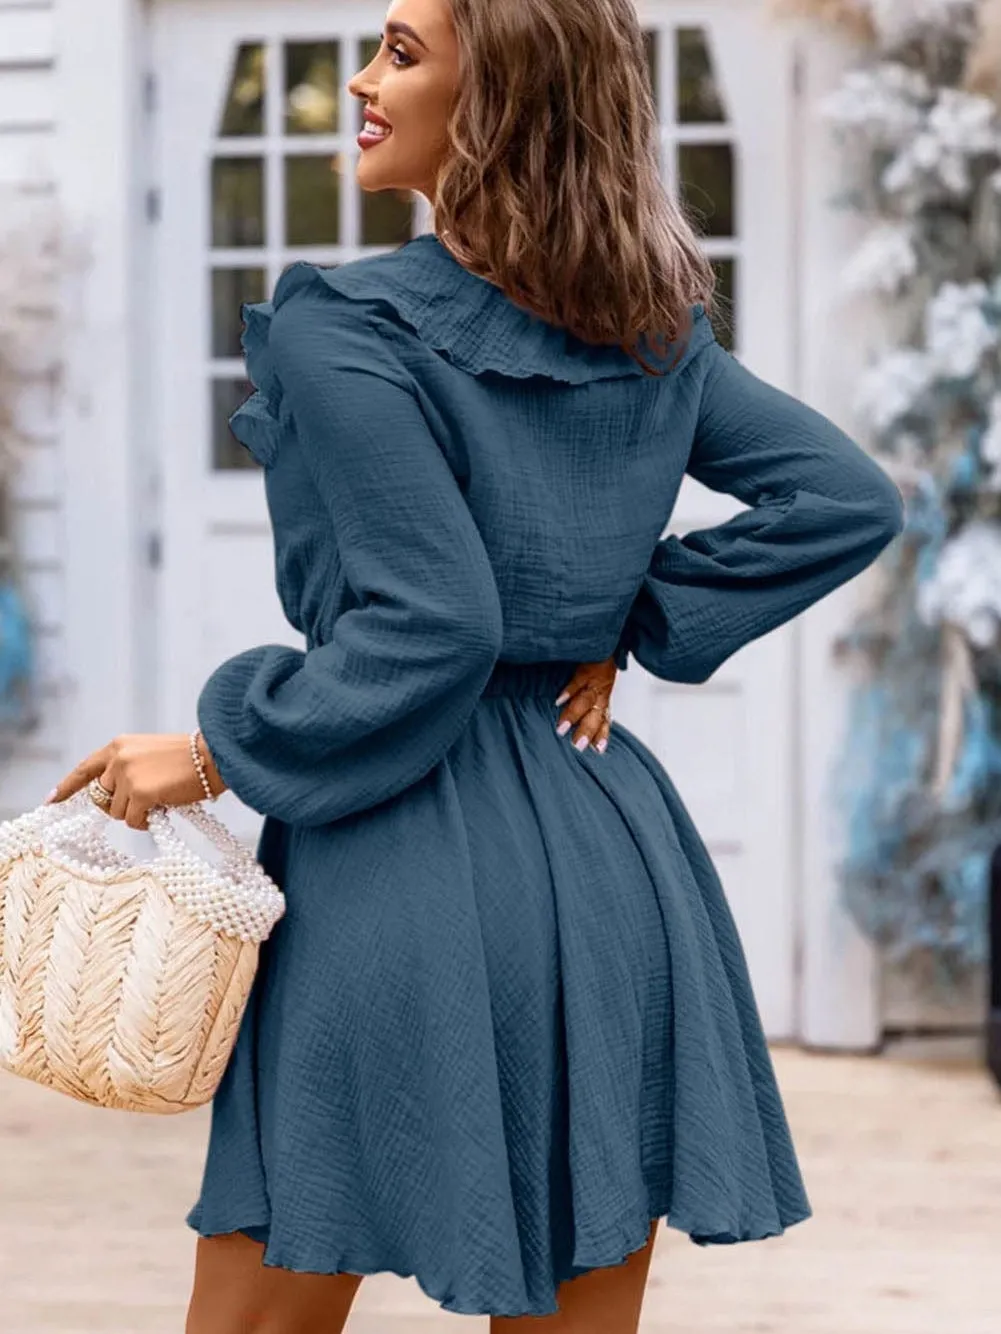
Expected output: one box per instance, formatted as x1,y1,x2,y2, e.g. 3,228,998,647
778,0,1001,977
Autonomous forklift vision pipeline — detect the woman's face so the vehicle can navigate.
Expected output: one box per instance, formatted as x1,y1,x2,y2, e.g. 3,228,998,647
347,0,460,202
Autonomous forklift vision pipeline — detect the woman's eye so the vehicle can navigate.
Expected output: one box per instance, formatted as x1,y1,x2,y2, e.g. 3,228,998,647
386,41,414,67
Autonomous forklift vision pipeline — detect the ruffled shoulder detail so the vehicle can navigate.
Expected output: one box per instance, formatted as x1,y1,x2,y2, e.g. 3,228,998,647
228,235,715,461
227,300,286,467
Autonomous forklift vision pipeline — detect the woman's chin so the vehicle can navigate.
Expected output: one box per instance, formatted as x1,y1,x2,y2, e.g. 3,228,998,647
355,155,406,194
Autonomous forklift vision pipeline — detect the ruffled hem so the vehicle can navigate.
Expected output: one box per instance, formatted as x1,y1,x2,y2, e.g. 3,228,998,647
185,1193,811,1319
227,233,714,465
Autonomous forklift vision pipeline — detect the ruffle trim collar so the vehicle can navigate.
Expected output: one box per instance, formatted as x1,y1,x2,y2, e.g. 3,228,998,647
229,233,713,464
294,232,712,384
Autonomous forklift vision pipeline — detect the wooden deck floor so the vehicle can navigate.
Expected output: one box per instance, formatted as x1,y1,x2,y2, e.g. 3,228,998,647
1,1047,999,1333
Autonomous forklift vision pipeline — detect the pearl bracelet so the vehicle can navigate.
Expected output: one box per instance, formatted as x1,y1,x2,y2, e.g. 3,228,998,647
189,727,218,802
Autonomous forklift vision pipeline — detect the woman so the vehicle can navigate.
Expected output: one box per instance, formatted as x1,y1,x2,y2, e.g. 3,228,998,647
46,0,904,1329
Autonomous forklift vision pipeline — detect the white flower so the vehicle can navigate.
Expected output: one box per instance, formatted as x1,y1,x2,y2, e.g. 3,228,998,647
917,519,1001,648
967,609,998,647
930,89,1001,154
865,0,977,45
841,222,918,295
821,63,930,147
854,349,934,432
883,89,1001,199
924,281,998,379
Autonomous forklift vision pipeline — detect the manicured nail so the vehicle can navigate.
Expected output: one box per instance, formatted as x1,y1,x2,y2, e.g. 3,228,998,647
554,690,570,706
43,787,58,803
596,738,608,754
556,719,571,736
574,734,589,752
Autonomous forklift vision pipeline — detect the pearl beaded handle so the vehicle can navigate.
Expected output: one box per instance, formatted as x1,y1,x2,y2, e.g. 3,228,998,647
146,800,256,861
23,790,252,867
0,789,285,942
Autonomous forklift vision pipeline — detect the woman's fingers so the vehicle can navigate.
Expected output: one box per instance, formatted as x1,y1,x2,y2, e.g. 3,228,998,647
554,672,615,752
125,797,151,832
45,745,113,804
592,713,611,755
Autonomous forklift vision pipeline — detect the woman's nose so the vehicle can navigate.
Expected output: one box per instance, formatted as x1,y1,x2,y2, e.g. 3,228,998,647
347,65,376,102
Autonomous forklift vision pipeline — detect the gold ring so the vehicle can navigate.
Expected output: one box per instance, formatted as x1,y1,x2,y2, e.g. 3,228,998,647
602,706,612,723
88,778,113,808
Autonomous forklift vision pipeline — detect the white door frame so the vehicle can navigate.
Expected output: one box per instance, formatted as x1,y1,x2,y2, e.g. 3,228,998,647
53,0,160,754
793,32,883,1050
54,0,881,1047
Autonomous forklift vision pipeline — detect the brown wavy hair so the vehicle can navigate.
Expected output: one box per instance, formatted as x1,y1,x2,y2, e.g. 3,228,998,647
432,0,717,375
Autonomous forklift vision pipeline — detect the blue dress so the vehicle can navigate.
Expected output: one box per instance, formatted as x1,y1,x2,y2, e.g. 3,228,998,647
186,232,904,1317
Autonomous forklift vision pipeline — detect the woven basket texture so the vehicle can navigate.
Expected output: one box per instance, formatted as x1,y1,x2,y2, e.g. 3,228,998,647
0,849,259,1113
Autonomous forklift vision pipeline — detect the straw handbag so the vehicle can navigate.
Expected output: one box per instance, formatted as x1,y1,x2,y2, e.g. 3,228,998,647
0,786,285,1113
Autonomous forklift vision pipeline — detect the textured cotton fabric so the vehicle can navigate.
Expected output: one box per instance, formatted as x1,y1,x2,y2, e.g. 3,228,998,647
187,233,905,1317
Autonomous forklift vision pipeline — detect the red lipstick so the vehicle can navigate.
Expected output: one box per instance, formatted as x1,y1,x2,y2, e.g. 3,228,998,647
358,107,393,150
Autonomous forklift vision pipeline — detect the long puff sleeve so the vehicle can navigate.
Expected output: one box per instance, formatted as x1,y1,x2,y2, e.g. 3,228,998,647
613,340,905,683
196,280,504,826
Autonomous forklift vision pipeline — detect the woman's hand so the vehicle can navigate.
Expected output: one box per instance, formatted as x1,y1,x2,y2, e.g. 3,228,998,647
553,655,618,754
44,732,228,831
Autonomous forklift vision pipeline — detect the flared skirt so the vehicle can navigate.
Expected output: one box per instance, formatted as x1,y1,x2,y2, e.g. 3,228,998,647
186,658,811,1317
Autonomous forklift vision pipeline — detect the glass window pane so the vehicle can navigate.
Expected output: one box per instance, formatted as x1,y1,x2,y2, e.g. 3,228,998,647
676,28,727,124
361,188,414,246
285,154,342,245
219,43,266,137
678,142,734,238
212,268,267,358
285,41,340,135
212,158,265,247
643,30,659,115
212,379,261,470
710,257,736,352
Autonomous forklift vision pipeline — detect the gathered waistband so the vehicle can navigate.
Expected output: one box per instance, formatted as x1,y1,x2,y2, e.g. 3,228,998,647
480,659,581,700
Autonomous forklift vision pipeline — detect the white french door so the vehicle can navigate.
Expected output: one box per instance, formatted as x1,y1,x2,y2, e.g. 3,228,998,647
150,0,801,1034
150,0,414,844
